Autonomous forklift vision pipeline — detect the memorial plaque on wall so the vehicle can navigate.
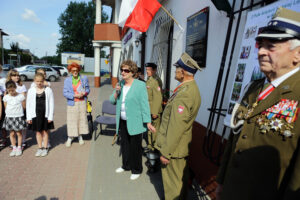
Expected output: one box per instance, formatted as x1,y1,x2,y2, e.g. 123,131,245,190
186,7,209,68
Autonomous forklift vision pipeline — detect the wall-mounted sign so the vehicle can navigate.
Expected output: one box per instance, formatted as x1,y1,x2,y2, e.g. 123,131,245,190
186,7,209,68
61,52,85,65
123,32,132,45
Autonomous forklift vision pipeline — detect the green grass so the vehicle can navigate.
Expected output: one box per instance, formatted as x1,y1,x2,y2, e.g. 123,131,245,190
79,71,110,78
80,71,94,75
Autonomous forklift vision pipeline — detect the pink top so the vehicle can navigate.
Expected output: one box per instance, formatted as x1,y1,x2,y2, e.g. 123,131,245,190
72,80,84,102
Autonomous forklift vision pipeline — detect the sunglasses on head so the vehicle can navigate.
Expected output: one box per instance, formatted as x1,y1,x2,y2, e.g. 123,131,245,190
121,69,131,73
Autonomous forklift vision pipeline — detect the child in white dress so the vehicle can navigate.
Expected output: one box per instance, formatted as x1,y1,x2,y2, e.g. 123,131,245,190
3,81,26,156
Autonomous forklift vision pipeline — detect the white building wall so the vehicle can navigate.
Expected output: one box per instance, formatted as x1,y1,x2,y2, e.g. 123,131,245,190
121,0,254,136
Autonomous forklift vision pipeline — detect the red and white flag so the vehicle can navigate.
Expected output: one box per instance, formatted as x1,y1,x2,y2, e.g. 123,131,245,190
118,0,161,32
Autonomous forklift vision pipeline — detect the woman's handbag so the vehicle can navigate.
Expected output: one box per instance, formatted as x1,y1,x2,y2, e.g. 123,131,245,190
82,79,93,139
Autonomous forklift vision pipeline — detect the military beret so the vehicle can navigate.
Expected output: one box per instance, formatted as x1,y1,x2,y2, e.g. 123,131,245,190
145,62,157,69
173,52,202,74
256,7,300,41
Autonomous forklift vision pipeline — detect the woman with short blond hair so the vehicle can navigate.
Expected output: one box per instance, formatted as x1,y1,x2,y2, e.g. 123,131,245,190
110,60,155,180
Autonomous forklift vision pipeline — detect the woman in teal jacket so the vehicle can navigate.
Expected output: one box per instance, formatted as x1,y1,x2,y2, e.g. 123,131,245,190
110,60,156,180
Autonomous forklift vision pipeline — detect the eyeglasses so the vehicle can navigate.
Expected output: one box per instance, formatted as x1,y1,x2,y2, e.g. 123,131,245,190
11,74,19,77
71,70,79,73
121,69,131,73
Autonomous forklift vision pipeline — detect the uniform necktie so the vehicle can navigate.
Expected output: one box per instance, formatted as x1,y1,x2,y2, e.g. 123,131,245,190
257,83,275,102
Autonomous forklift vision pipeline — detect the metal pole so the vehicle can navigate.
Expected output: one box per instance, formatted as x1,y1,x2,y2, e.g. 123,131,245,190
1,39,4,65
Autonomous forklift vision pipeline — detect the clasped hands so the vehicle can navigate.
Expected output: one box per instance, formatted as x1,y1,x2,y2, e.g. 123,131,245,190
27,120,52,124
74,92,85,98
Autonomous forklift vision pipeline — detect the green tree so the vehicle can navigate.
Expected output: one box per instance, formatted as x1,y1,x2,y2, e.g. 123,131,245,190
20,53,32,65
10,42,20,53
41,55,61,66
57,1,108,57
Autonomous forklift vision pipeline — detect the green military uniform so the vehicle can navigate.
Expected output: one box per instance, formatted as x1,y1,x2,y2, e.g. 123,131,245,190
146,74,163,150
217,71,300,200
217,7,300,200
155,80,201,200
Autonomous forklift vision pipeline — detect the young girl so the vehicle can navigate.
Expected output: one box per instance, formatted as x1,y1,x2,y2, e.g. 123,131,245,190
30,68,51,149
6,70,27,148
3,81,26,156
27,73,54,157
30,68,51,88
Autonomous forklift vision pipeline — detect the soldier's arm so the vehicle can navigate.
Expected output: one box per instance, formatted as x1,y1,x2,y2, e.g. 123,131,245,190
151,81,163,116
217,90,252,184
159,93,191,159
216,132,234,184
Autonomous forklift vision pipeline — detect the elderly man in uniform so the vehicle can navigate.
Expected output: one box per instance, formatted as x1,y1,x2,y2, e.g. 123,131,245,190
155,53,201,200
216,8,300,200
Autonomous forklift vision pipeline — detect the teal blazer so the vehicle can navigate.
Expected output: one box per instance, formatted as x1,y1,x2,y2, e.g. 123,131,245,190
110,79,151,135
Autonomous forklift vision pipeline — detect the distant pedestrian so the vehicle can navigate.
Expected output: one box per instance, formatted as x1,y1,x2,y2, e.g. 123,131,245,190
3,81,26,157
6,69,27,149
27,73,54,157
110,60,156,180
63,62,90,147
135,67,145,82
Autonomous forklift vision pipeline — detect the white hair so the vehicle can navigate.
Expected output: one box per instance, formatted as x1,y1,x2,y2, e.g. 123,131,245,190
289,39,300,50
177,67,194,76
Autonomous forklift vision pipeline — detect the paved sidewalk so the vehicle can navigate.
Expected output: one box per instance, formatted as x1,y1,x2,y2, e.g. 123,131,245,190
84,79,164,200
0,76,98,200
84,79,199,200
0,76,200,200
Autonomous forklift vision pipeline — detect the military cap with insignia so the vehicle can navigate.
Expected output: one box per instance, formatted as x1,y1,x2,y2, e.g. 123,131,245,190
256,7,300,41
173,52,202,74
145,62,157,70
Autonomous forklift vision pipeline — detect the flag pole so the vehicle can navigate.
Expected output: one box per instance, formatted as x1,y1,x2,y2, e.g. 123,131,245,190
160,5,184,32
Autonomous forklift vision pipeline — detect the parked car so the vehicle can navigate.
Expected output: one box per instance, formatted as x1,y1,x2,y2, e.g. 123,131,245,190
51,66,68,76
2,64,15,71
16,65,59,82
49,66,61,76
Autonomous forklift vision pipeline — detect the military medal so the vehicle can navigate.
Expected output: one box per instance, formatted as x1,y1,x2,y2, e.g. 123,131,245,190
270,119,283,131
245,102,258,119
256,99,298,137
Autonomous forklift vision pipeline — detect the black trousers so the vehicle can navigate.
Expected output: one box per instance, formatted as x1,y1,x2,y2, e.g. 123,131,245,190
120,119,143,174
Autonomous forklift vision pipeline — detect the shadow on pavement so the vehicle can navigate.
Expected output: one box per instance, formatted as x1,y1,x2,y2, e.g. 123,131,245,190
49,124,68,149
147,170,165,200
34,196,59,200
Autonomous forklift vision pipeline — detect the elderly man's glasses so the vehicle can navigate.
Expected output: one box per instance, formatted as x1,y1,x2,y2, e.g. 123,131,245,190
121,69,131,73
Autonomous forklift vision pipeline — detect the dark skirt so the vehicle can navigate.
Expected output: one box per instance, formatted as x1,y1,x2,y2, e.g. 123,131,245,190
28,117,54,132
2,116,26,131
27,91,54,132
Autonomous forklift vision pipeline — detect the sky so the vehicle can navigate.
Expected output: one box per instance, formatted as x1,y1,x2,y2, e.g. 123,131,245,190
0,0,111,58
